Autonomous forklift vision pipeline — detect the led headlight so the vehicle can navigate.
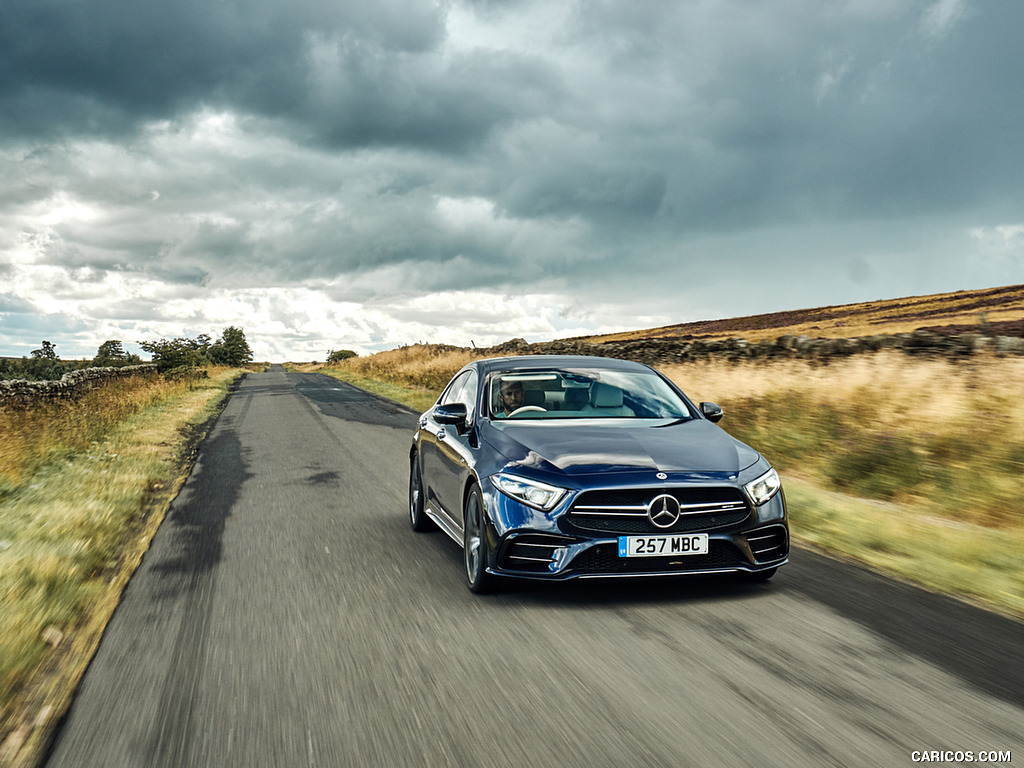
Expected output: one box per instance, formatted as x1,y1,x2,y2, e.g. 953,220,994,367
492,473,567,511
744,468,781,506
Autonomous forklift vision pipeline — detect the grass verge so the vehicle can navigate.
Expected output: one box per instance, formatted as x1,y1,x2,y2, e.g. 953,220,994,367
666,352,1024,620
0,368,243,767
784,477,1024,618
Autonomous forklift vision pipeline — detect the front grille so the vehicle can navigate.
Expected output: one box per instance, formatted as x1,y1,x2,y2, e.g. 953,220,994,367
568,540,745,575
746,525,788,563
499,534,572,573
566,487,750,535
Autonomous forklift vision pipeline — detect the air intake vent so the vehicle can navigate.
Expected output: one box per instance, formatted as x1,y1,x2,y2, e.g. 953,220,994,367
500,534,572,573
746,525,788,563
569,540,744,575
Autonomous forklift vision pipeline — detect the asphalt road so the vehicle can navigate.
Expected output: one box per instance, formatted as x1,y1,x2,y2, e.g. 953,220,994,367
45,366,1023,767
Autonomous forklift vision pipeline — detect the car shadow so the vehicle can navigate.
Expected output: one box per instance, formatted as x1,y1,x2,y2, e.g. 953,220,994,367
503,571,776,607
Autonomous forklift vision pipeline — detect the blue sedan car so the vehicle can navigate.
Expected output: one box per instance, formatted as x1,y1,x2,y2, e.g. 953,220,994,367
408,355,788,593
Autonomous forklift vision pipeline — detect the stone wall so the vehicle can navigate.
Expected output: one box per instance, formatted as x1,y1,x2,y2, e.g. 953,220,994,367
484,329,1024,367
0,364,158,409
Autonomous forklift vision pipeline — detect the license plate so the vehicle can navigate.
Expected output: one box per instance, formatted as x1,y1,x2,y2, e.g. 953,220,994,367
618,534,709,557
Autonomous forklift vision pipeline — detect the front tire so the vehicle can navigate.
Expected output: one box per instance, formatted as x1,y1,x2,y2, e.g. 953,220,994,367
409,456,435,532
464,485,499,594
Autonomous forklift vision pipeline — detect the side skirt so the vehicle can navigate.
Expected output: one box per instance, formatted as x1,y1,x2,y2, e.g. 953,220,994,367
426,504,463,546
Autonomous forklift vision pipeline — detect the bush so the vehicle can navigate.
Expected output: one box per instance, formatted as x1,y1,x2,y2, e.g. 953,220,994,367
93,340,141,368
139,338,210,373
723,394,851,472
208,327,253,366
162,366,209,383
327,349,358,363
0,357,88,383
827,434,927,500
140,328,252,372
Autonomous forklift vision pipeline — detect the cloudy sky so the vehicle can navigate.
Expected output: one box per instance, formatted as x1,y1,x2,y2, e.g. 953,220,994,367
1,0,1022,361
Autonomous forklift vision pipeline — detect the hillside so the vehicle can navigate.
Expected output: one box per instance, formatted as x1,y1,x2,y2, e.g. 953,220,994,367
581,284,1024,345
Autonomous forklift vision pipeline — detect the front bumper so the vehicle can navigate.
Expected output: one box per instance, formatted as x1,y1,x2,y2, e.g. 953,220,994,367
493,524,788,580
481,477,789,581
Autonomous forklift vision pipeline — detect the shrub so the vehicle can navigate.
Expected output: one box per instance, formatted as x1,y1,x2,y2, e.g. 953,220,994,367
827,433,927,500
208,327,253,366
93,340,141,368
139,338,210,372
162,366,209,383
327,349,358,363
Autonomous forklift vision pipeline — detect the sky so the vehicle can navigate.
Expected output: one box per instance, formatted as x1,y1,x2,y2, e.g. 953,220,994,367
1,0,1022,362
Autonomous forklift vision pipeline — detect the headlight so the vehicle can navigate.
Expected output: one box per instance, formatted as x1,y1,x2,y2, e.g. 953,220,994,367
744,468,781,506
492,473,567,511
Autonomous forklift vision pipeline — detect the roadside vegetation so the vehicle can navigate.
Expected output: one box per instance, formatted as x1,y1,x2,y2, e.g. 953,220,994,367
1,328,254,386
0,363,246,759
0,342,96,383
663,352,1024,617
139,326,254,373
309,346,1024,619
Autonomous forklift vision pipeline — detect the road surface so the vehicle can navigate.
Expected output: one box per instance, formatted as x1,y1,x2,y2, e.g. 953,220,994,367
45,366,1023,767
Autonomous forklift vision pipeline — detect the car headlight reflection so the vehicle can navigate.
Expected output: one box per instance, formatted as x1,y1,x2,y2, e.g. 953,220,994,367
744,468,781,506
492,473,567,511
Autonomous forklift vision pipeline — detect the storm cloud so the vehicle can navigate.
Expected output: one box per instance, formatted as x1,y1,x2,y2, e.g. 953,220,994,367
1,0,1022,360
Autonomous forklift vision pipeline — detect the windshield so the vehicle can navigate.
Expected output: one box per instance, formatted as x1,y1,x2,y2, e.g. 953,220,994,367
488,368,694,420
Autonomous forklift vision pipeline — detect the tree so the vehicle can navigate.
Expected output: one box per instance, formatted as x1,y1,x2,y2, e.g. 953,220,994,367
94,339,142,367
140,328,252,373
31,341,58,360
139,337,209,372
208,326,253,366
191,334,213,353
94,339,126,366
18,341,84,381
327,349,358,363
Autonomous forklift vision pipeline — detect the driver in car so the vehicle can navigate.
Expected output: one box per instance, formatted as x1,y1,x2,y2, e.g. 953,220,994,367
495,380,524,417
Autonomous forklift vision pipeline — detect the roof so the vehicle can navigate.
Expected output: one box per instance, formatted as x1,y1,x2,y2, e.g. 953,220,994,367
472,354,653,374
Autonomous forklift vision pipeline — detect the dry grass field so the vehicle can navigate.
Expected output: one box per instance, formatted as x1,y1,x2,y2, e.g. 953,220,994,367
663,353,1024,614
581,283,1024,344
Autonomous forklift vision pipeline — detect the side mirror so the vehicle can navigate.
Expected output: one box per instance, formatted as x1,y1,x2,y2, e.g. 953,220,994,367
699,402,724,423
434,403,468,427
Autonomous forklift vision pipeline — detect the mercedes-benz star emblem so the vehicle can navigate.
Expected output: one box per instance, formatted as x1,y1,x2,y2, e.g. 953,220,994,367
647,493,681,529
656,472,668,480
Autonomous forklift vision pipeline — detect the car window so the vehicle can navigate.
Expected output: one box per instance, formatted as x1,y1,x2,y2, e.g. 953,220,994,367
456,370,477,419
488,369,692,420
439,370,478,419
440,371,469,407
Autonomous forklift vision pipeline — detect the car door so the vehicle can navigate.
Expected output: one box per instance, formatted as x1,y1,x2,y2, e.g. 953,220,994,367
431,369,478,524
420,371,470,525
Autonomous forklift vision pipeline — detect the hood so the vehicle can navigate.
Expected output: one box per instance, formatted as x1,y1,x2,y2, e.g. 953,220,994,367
481,418,761,478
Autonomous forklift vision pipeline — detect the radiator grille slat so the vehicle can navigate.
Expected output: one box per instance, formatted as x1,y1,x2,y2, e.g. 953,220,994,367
566,487,751,534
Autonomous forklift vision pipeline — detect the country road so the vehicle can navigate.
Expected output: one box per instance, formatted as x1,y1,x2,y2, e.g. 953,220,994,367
45,365,1022,767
